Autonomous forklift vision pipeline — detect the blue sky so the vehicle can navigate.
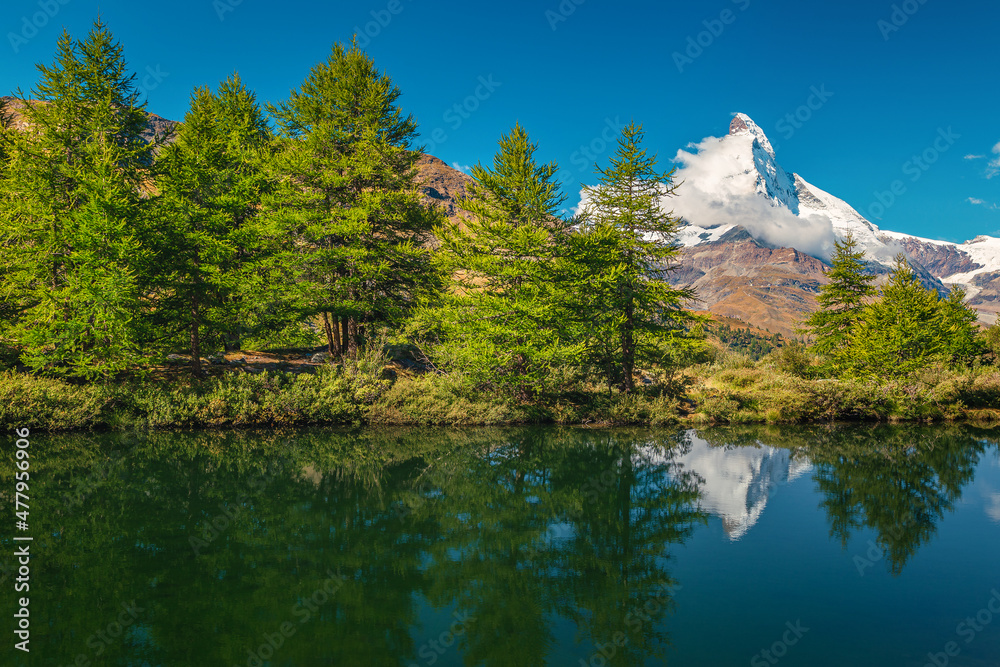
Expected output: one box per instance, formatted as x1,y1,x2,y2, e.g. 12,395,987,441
2,0,998,242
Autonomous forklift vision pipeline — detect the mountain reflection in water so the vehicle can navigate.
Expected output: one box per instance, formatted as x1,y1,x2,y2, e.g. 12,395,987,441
2,425,997,666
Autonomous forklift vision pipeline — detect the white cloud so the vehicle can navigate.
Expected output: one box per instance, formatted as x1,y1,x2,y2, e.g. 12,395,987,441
575,133,836,259
666,135,835,260
968,197,999,210
987,142,1000,179
451,162,472,174
987,493,1000,523
965,154,986,160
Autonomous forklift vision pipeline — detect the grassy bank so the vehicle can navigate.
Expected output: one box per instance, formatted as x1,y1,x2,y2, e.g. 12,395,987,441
686,358,1000,425
0,366,681,432
4,349,1000,432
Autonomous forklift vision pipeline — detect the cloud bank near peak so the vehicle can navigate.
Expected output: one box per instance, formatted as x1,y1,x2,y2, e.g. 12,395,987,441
666,134,835,260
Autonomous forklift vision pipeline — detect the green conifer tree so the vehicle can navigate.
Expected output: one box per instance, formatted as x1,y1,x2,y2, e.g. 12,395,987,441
842,254,941,378
425,124,573,396
0,98,14,337
803,232,876,358
266,40,438,358
0,96,10,168
934,286,984,367
151,75,272,375
0,21,156,378
564,122,698,393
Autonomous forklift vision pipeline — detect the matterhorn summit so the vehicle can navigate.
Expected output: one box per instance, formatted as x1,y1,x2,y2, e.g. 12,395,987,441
728,113,776,155
661,113,1000,329
671,112,1000,276
726,113,799,212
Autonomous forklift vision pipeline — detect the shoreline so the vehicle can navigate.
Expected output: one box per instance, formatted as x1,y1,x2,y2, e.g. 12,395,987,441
5,363,1000,433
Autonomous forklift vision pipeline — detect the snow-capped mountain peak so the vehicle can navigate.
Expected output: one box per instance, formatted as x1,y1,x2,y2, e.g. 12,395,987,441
665,113,1000,324
729,113,776,157
723,113,800,213
673,114,1000,277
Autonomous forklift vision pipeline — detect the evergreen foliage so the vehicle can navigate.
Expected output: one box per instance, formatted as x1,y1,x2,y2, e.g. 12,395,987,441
803,232,876,357
841,255,941,378
806,241,985,380
421,124,573,397
563,122,699,393
712,324,783,360
834,255,983,378
151,75,273,375
266,40,439,358
0,21,156,379
935,286,985,366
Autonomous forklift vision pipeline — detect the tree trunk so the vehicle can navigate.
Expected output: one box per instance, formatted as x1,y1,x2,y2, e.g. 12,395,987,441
321,311,338,356
346,317,359,358
621,297,635,394
341,317,351,358
190,297,203,378
333,315,342,357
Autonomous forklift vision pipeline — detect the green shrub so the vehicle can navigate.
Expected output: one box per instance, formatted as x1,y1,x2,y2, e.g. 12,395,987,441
584,393,680,426
714,367,763,389
370,372,515,425
0,371,110,431
767,341,822,379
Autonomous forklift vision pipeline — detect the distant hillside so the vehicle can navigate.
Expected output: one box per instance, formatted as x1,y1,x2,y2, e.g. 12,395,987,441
6,99,994,335
1,95,177,144
414,154,472,225
667,113,999,331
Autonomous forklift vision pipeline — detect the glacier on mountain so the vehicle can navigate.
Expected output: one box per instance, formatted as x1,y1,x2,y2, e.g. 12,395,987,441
665,112,1000,289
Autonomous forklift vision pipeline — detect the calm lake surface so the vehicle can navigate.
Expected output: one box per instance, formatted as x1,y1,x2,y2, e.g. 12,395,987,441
4,425,1000,666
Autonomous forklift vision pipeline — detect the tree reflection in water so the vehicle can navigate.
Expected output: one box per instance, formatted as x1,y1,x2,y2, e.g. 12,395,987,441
8,428,705,666
5,425,994,665
698,425,994,575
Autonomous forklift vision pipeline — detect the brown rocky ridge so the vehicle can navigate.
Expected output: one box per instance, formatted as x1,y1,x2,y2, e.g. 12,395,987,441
4,98,990,335
668,228,829,337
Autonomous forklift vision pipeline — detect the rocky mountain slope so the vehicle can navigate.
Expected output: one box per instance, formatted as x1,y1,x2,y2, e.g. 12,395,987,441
5,97,995,333
672,228,828,335
1,95,177,144
664,113,1000,331
415,154,472,223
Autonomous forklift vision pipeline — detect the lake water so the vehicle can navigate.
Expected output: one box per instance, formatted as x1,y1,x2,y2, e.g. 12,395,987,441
4,425,1000,666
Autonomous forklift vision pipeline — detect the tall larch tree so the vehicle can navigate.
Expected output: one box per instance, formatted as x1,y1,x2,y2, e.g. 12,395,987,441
934,286,984,367
567,122,698,393
427,123,572,397
842,254,942,378
151,75,272,376
803,232,877,359
0,98,15,332
266,40,439,358
0,21,157,379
